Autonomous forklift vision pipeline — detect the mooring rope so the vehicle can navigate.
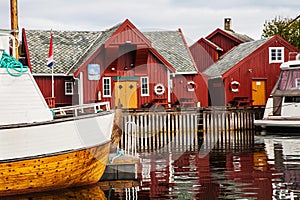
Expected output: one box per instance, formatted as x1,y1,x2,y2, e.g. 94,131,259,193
0,50,28,77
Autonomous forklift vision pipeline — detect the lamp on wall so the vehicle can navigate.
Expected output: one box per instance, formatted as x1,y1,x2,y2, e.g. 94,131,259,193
124,66,128,70
111,67,115,71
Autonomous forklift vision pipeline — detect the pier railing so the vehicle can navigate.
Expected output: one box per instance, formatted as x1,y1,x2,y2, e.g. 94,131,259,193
199,106,263,132
119,109,198,152
118,107,264,152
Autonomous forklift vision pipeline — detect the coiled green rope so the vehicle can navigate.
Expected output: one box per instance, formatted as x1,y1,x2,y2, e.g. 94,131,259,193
0,51,28,77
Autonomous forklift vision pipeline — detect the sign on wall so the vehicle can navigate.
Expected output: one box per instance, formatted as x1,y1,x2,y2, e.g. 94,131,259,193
88,64,100,80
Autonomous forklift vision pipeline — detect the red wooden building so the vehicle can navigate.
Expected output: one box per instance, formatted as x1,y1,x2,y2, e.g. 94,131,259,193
190,18,253,73
203,35,300,106
21,19,207,109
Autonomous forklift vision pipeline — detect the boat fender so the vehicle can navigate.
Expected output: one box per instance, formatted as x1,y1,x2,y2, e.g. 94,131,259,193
154,83,165,96
230,81,240,93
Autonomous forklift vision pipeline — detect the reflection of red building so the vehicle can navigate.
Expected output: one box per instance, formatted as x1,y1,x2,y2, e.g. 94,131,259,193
225,152,274,199
137,142,288,199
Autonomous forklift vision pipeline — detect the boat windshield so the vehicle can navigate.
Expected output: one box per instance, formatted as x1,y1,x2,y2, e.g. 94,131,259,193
276,69,300,96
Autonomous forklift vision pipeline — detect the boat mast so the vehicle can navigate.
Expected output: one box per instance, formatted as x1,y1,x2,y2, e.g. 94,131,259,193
10,0,19,59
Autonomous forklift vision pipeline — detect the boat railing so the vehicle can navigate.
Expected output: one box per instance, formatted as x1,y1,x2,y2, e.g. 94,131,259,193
51,102,111,117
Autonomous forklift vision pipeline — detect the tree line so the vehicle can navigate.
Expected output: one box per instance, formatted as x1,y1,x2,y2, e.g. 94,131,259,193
262,15,300,50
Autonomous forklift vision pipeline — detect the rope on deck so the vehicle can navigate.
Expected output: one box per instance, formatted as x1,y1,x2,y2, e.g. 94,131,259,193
0,50,28,77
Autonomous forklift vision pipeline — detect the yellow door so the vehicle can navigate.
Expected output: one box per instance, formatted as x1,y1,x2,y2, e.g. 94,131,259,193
114,82,137,109
252,80,266,106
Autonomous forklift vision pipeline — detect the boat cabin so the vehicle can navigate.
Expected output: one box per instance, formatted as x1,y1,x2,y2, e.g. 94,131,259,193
266,54,300,117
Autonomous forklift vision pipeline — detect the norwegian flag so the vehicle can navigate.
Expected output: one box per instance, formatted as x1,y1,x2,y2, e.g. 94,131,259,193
46,32,53,67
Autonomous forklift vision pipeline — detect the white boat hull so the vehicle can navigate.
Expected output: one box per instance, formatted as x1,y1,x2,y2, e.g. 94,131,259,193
0,111,114,161
254,119,300,128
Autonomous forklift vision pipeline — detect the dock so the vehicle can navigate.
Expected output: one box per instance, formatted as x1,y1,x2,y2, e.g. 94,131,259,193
100,106,264,183
100,151,140,181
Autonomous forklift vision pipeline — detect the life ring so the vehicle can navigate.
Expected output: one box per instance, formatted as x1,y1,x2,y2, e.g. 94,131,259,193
187,81,196,92
230,81,240,93
154,83,165,96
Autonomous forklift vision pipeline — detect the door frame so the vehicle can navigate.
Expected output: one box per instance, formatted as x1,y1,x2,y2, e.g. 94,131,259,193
251,78,267,106
114,81,138,109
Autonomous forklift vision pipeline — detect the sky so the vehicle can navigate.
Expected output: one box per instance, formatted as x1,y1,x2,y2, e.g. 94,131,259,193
1,0,299,44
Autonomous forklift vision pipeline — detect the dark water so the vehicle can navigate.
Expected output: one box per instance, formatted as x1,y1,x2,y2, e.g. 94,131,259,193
7,131,300,200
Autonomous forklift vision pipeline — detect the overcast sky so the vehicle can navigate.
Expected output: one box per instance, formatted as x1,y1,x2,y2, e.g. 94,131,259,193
1,1,299,44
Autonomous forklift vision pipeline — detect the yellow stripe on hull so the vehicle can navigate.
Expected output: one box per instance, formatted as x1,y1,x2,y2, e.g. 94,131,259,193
0,142,110,196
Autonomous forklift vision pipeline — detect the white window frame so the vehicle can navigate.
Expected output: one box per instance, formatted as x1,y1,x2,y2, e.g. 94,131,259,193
103,77,111,98
140,76,149,96
65,81,73,95
269,47,284,63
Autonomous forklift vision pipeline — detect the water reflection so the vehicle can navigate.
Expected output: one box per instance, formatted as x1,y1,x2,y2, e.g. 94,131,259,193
133,130,300,200
260,134,300,200
3,131,300,200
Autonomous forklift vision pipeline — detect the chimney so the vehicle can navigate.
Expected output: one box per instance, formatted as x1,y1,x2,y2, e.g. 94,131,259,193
224,18,233,32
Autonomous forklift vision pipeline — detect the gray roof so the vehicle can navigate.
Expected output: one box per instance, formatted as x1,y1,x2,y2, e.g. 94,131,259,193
67,24,121,74
224,30,254,42
25,25,197,75
26,30,101,74
143,31,197,73
203,38,269,78
26,24,120,75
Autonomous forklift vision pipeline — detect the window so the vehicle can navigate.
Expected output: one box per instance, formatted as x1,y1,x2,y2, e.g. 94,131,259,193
296,78,300,88
269,47,284,63
284,96,300,103
103,77,111,97
65,81,73,95
141,77,149,96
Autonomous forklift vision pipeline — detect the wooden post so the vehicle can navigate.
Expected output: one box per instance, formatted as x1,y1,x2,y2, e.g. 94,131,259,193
10,0,19,59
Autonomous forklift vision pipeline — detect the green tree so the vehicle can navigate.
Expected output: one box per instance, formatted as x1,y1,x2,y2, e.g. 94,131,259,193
262,15,300,50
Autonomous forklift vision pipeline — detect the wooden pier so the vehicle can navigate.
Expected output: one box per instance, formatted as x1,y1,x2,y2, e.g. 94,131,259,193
101,106,264,181
117,107,264,152
119,109,199,152
100,149,140,181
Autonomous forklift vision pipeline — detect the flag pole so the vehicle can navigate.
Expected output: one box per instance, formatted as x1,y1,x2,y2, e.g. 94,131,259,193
52,60,54,98
50,30,54,98
47,30,54,98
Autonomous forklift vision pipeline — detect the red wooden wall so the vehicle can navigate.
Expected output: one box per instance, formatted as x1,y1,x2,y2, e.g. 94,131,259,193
207,32,241,57
77,42,170,109
190,38,220,72
223,36,300,105
35,76,73,106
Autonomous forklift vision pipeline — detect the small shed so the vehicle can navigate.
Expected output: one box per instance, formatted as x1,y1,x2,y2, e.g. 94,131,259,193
203,35,300,106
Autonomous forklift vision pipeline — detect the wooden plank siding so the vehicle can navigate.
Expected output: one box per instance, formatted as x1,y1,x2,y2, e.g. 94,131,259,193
78,45,170,109
172,75,198,105
208,33,241,57
190,39,220,72
35,76,73,107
